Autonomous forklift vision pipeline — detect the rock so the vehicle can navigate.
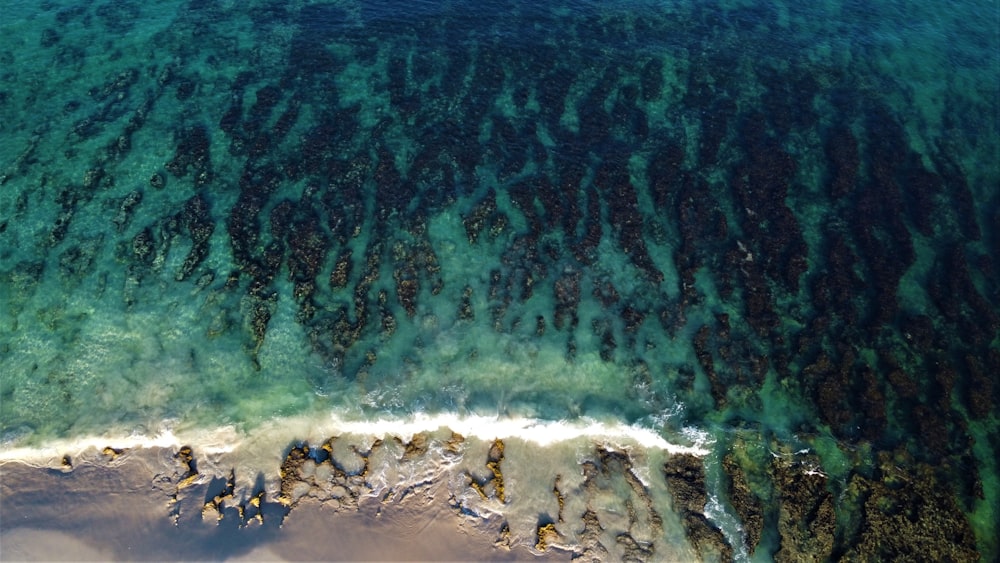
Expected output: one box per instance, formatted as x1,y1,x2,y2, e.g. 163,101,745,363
401,433,428,461
722,453,764,555
663,454,707,514
663,454,733,562
576,509,610,561
553,271,581,331
329,249,352,289
771,453,835,563
174,445,199,489
535,522,559,551
165,125,212,186
457,285,474,321
841,453,979,562
131,228,155,263
278,445,311,506
468,438,506,503
682,513,732,563
112,190,142,232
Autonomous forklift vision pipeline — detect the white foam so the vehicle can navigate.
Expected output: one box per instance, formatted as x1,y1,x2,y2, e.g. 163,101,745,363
324,412,711,455
0,426,186,466
0,411,710,467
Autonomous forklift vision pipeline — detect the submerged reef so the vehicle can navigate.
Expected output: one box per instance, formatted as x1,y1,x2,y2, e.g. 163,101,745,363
0,0,997,560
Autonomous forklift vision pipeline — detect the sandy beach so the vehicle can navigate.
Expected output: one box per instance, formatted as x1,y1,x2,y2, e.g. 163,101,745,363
0,449,562,562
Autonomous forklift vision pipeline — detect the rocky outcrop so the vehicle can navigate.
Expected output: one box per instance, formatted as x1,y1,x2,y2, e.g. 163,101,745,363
771,454,835,563
722,453,764,556
467,438,506,503
663,454,733,562
840,452,979,562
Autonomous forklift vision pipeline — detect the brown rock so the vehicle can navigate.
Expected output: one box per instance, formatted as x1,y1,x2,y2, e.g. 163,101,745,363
663,454,733,562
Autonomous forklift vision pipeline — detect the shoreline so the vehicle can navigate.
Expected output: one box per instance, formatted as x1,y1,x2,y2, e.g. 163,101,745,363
0,412,711,485
1,417,713,561
0,454,558,561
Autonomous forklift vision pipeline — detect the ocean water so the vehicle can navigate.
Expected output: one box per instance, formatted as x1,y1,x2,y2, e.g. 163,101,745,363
1,0,997,560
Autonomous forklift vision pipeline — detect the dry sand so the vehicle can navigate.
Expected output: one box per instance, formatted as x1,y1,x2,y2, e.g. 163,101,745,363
0,453,563,562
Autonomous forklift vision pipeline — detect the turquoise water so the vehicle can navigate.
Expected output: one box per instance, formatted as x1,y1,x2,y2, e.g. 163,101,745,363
1,0,998,559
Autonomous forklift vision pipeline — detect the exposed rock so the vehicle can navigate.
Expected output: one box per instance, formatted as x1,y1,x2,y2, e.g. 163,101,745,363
575,509,610,561
663,454,733,562
174,445,199,489
467,438,506,503
535,522,559,551
663,454,707,514
278,444,313,507
722,453,764,555
841,452,979,562
574,448,666,561
401,432,429,461
772,454,835,563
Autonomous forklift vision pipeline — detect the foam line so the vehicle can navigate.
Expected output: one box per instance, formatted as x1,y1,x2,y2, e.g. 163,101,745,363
0,413,710,466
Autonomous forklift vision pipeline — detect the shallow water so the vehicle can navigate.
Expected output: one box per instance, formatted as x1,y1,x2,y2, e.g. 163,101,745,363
1,0,997,560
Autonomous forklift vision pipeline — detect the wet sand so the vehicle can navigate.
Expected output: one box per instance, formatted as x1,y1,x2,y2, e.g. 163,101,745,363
0,418,712,562
0,452,563,562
